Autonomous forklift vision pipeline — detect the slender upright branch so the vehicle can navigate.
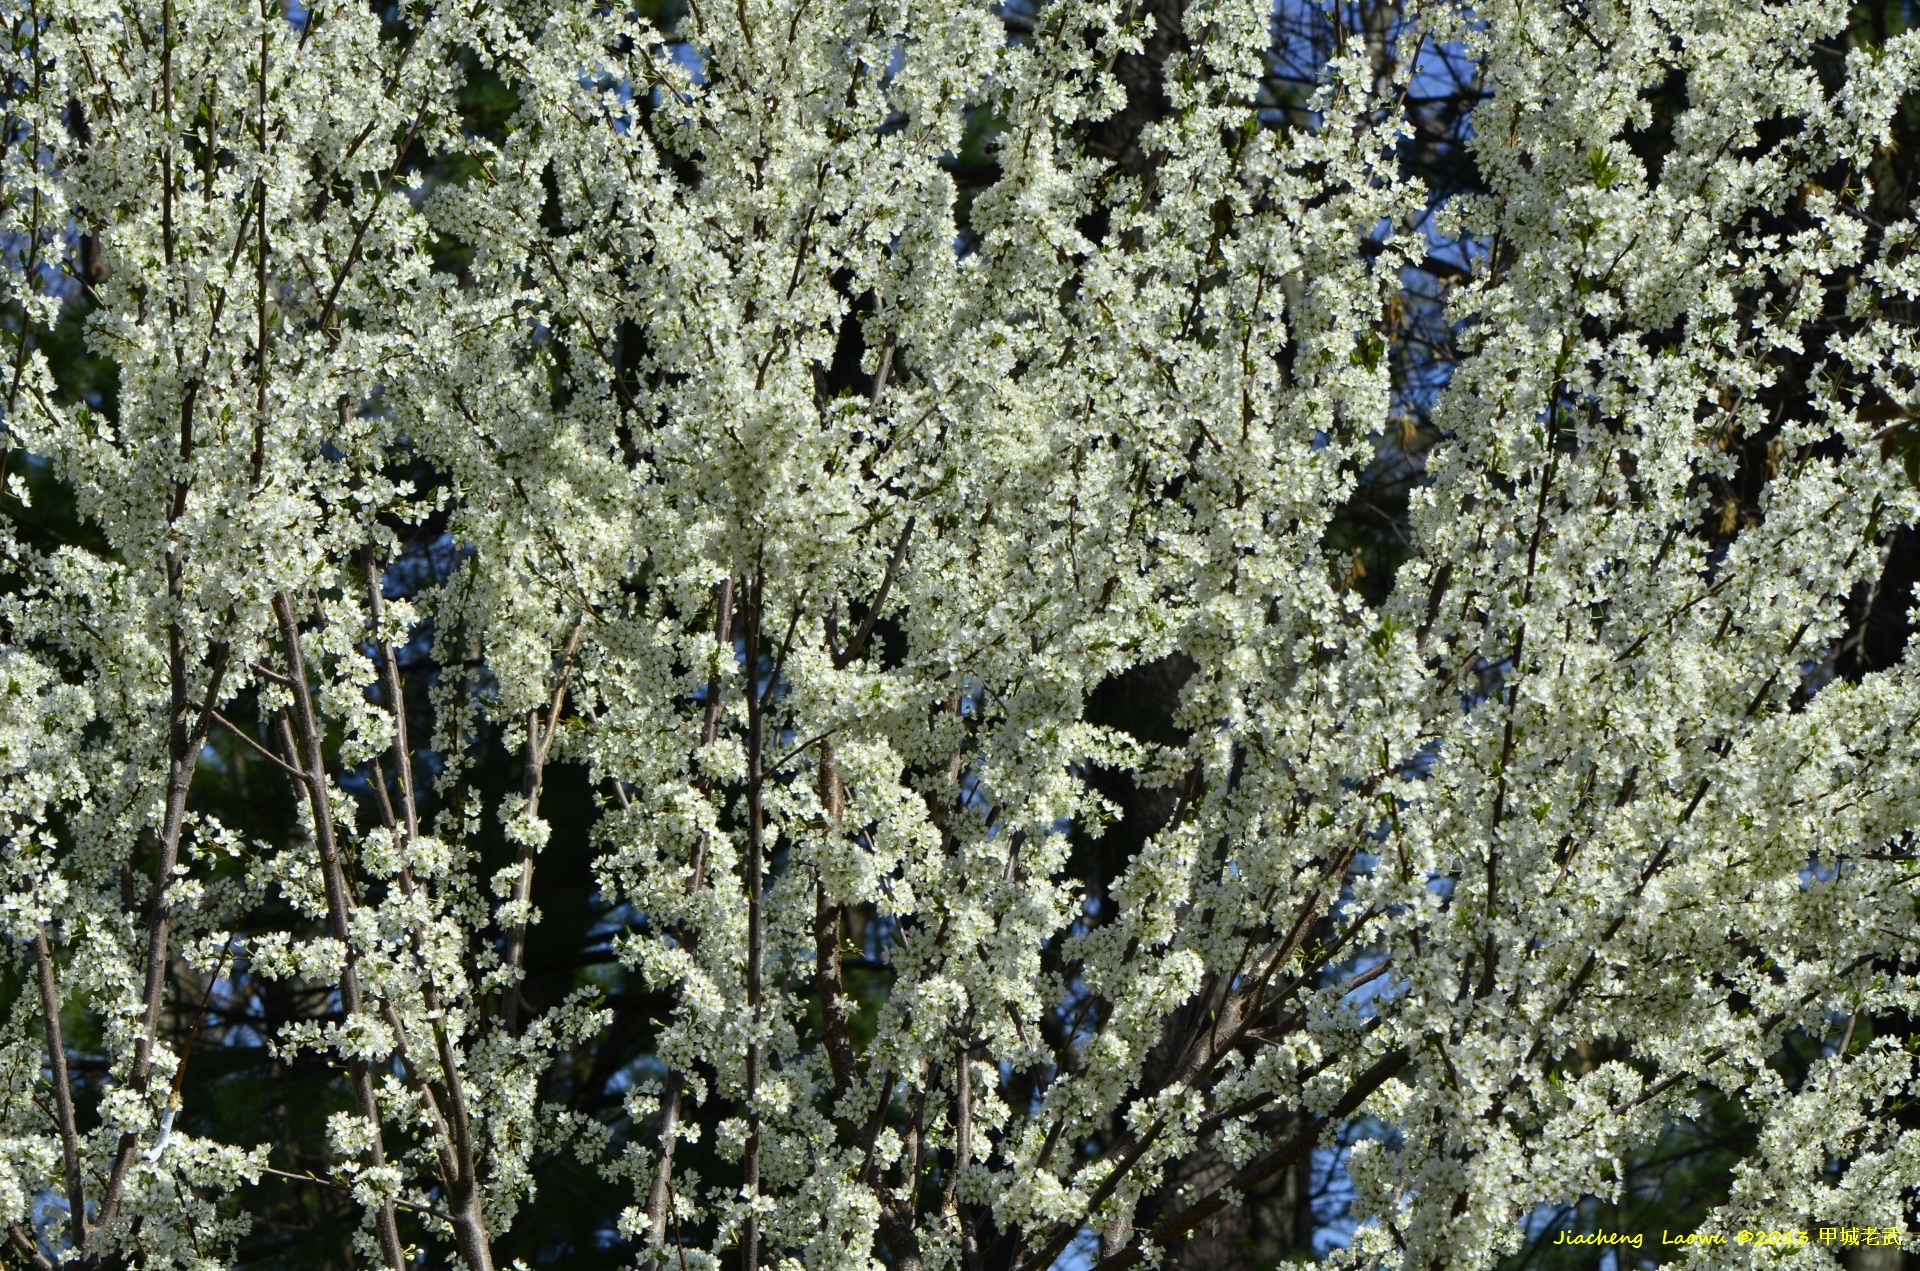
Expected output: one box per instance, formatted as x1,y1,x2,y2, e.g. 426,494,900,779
501,613,585,1034
813,742,858,1101
32,922,86,1255
741,571,768,1271
5,0,45,416
362,550,420,841
272,592,409,1271
90,136,233,1225
92,638,228,1239
248,5,270,486
951,1042,983,1271
361,549,494,1271
648,577,735,1247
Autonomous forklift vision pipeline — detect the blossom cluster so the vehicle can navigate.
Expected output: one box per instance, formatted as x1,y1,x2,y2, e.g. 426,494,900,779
2,0,1918,1266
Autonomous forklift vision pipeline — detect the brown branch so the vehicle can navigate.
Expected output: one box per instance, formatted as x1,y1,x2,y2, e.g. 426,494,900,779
248,661,293,688
814,742,858,1102
832,517,915,668
93,637,229,1238
361,550,419,840
869,329,896,408
359,551,487,1245
812,900,860,1086
811,738,909,1241
376,1000,460,1192
877,1208,926,1271
501,613,585,1035
166,940,232,1105
259,1167,453,1224
1021,845,1364,1271
310,94,432,347
31,923,86,1254
742,571,768,1271
210,709,306,779
1087,1047,1413,1271
5,1221,54,1271
648,578,736,1246
271,593,409,1271
952,1041,983,1271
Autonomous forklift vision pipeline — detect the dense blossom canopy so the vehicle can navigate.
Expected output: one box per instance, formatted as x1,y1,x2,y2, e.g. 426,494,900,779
3,0,1920,1267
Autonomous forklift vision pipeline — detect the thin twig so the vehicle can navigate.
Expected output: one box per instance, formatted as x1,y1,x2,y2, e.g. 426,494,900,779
211,709,307,779
258,1167,454,1223
767,727,842,773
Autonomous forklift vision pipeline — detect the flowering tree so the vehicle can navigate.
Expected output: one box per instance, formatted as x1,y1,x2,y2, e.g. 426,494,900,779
4,0,1920,1266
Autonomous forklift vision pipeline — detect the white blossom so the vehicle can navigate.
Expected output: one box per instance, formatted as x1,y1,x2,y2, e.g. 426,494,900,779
3,0,1919,1265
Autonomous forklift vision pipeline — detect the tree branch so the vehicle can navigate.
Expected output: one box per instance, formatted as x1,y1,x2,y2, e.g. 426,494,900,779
1087,1047,1413,1271
271,592,410,1271
259,1168,453,1224
359,549,489,1255
211,709,306,779
648,576,735,1247
742,570,768,1271
832,517,915,668
501,612,585,1035
94,637,229,1239
31,922,86,1255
